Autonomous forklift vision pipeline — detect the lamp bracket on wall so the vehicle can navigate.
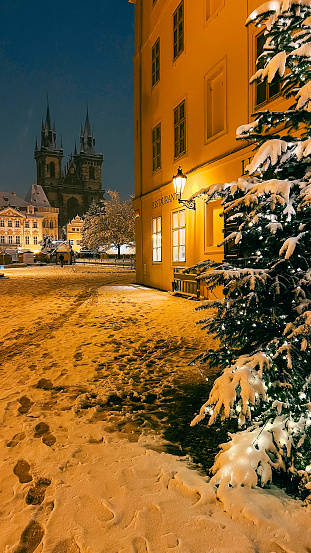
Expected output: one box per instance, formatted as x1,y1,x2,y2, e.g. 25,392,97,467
178,198,196,210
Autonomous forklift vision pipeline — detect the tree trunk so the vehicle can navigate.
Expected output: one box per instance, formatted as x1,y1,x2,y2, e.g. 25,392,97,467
117,244,121,259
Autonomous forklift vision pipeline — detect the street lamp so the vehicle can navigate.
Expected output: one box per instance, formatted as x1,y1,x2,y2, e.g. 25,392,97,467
173,166,196,210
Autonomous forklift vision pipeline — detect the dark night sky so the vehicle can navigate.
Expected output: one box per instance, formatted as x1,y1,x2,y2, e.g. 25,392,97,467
0,0,135,200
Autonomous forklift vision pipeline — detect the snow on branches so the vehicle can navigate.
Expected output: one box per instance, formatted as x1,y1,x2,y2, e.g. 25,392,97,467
191,353,270,427
188,0,311,496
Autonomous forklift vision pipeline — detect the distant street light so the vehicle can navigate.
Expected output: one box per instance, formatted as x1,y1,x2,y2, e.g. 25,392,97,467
173,166,196,210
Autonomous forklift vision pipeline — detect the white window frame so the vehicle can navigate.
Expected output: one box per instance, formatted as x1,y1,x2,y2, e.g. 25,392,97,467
152,216,162,262
172,209,186,262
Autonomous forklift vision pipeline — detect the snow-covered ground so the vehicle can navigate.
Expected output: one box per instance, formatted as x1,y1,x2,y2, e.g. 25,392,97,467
1,265,311,553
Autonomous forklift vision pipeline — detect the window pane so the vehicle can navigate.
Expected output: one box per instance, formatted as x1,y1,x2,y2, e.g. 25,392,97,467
172,212,179,228
179,209,185,227
179,245,186,261
173,246,179,262
179,227,185,246
173,229,179,246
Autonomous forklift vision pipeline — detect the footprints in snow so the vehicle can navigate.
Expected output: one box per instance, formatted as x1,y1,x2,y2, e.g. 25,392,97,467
26,477,51,505
34,421,56,447
14,520,45,553
13,459,32,484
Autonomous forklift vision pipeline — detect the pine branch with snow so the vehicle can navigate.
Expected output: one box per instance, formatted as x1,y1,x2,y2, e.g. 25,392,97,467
189,1,311,494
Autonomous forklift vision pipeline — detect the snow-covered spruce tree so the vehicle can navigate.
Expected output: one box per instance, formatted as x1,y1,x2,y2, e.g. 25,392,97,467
190,1,311,496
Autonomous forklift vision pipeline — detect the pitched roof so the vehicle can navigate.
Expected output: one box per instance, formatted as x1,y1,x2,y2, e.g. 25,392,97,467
0,192,30,208
25,184,51,207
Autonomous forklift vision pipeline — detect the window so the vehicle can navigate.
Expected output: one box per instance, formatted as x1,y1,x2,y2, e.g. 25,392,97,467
16,236,20,245
89,166,95,180
8,220,12,227
50,221,53,228
152,216,162,262
174,100,186,158
25,236,30,245
206,0,224,19
33,221,38,228
205,201,223,247
152,124,161,172
33,236,38,245
8,236,13,244
152,38,160,86
25,220,29,228
173,1,184,60
255,32,281,106
50,161,55,177
69,239,74,245
15,220,20,228
0,236,4,244
205,61,226,140
172,209,186,262
0,220,4,227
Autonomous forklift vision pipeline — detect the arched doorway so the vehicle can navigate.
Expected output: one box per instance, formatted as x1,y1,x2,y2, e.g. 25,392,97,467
67,197,80,222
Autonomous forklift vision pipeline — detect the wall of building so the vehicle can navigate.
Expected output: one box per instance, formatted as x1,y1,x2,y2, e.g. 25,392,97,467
132,0,288,292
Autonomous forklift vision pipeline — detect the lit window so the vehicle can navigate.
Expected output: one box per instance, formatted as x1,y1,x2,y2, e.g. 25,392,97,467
173,1,184,60
25,220,29,228
34,236,38,245
172,209,186,262
16,236,20,245
255,32,280,106
8,236,13,244
174,100,186,158
152,216,162,262
152,123,161,172
152,38,160,86
8,220,12,227
0,220,4,227
33,221,38,228
15,220,20,228
25,236,30,245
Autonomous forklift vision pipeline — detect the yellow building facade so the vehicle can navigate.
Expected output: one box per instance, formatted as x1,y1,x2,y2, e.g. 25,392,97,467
66,216,83,252
130,0,287,292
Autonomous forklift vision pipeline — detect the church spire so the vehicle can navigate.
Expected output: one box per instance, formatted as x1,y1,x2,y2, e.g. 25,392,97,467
80,108,95,154
41,99,58,151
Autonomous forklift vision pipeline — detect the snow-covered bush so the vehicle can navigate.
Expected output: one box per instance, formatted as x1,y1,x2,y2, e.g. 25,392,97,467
190,1,311,497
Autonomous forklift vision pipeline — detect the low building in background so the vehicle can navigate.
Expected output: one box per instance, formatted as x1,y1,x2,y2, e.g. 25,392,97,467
66,215,83,252
25,184,59,241
0,187,59,256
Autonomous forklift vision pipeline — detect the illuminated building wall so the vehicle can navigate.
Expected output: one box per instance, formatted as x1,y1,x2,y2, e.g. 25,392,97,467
130,0,287,292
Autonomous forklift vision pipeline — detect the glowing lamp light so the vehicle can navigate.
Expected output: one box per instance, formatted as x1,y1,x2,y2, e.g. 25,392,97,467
173,165,187,196
172,166,196,210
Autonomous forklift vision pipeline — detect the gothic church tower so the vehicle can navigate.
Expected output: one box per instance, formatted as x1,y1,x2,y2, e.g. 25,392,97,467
34,102,63,208
34,104,104,235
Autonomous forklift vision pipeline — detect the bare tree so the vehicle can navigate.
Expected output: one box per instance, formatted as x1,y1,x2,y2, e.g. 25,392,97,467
82,192,135,257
